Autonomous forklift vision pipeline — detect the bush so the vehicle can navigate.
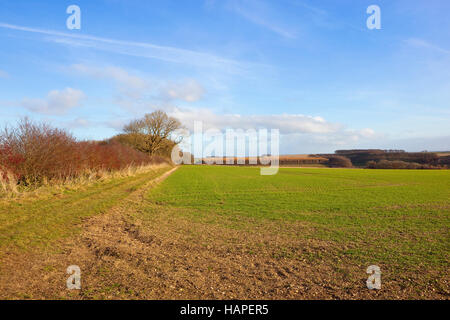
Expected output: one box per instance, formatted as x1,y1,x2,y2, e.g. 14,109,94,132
326,156,353,168
0,118,168,186
366,160,377,169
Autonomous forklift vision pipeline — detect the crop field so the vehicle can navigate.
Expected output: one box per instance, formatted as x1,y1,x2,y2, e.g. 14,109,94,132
0,165,448,299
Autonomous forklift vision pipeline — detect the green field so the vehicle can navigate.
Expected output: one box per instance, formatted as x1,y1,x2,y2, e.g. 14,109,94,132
0,165,448,299
149,166,449,266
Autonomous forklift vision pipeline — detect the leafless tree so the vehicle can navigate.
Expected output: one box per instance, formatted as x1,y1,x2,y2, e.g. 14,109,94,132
123,110,182,155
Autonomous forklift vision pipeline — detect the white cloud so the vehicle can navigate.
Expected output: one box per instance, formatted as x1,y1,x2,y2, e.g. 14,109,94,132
358,128,375,138
168,106,375,137
67,117,91,128
72,64,149,99
162,79,205,102
72,64,146,90
0,70,8,78
20,88,85,115
165,107,378,154
72,64,206,104
104,118,132,131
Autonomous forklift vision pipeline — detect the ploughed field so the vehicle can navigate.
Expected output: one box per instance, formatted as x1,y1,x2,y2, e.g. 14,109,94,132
0,165,448,299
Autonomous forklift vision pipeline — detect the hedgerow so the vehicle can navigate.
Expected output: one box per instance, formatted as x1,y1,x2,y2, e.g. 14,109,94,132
0,118,167,188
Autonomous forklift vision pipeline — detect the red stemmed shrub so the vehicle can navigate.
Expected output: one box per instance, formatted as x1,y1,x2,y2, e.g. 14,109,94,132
0,118,167,186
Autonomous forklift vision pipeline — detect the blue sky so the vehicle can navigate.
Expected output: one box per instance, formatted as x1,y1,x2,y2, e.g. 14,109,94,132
0,0,449,154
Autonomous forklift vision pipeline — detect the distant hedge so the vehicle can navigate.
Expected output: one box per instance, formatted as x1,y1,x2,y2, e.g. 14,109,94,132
331,149,440,167
365,160,440,169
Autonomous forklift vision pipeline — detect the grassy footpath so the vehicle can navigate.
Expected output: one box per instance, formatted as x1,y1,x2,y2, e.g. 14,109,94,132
0,165,172,251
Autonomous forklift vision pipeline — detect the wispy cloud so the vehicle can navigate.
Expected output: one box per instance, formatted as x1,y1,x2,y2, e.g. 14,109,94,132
66,117,92,129
0,70,9,78
20,88,85,115
405,38,450,55
161,80,205,102
71,64,206,104
71,64,150,99
0,22,245,73
72,64,148,89
228,0,297,39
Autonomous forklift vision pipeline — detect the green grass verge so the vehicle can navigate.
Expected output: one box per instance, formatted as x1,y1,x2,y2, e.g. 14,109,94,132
0,166,171,251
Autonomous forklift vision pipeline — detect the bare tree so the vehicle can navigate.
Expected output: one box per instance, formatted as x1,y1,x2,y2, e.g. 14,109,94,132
123,110,182,155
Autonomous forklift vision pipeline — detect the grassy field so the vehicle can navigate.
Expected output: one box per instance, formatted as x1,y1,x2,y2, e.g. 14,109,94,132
149,166,449,266
143,166,449,297
0,165,448,299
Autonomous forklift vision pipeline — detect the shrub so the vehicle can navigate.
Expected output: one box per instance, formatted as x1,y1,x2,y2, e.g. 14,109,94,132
366,160,377,169
0,119,77,183
326,156,353,168
0,118,168,187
